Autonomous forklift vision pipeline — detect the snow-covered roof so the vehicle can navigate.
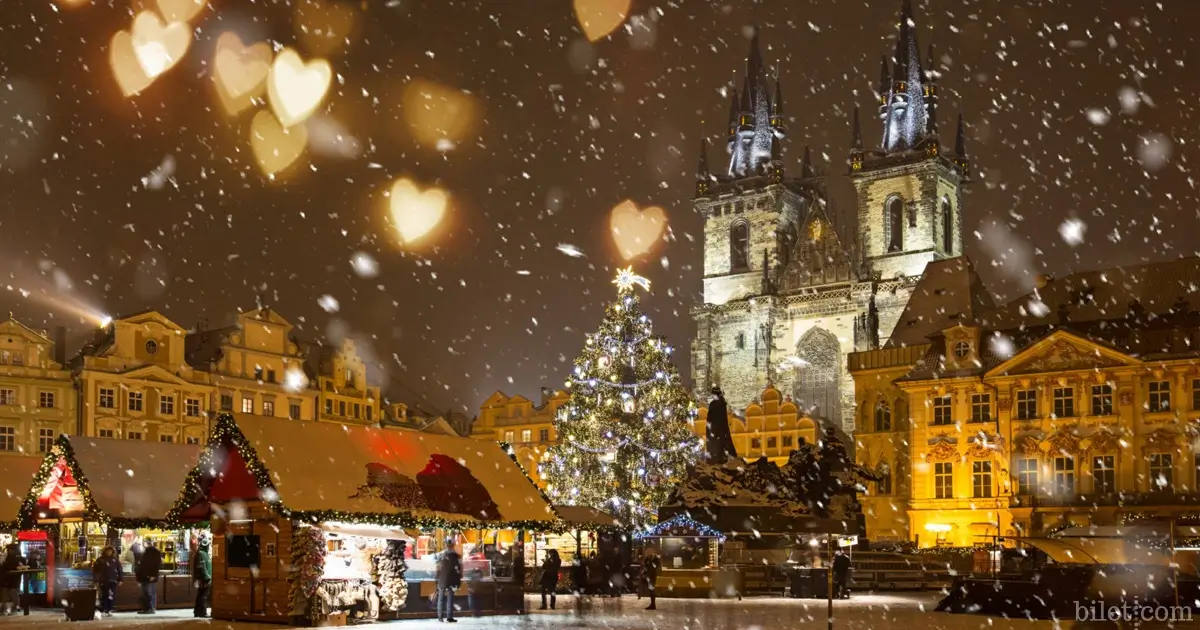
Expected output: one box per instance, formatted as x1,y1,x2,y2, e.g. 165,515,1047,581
228,413,555,526
884,257,994,349
67,437,203,520
0,456,42,525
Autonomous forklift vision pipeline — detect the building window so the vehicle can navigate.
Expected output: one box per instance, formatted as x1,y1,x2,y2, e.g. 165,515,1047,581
751,437,762,450
953,341,971,359
539,428,550,442
185,398,201,417
220,394,233,411
1015,389,1037,420
767,437,777,449
972,461,993,498
1053,457,1075,496
876,471,892,495
10,353,22,366
1092,455,1115,494
874,400,892,432
503,430,514,443
289,402,301,420
1091,384,1113,416
160,434,175,444
783,435,793,448
128,391,143,412
1193,379,1200,411
0,350,8,364
0,426,14,452
1148,381,1171,412
521,429,532,443
353,403,361,419
735,333,746,350
1195,454,1200,492
263,400,275,416
144,339,158,355
242,397,254,414
338,401,346,416
1052,387,1074,418
941,197,953,254
970,393,991,423
324,399,333,414
185,436,201,445
39,391,55,408
730,222,749,269
1016,458,1038,496
254,367,264,381
99,388,115,409
932,395,952,425
99,429,115,439
1149,453,1173,491
344,368,354,386
160,395,174,416
267,369,277,383
127,431,143,441
38,428,55,453
0,389,15,406
885,197,904,252
793,328,842,421
366,407,373,422
934,462,953,499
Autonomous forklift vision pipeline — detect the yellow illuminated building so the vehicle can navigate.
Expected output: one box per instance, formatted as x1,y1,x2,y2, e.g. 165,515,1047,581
305,338,380,425
0,318,76,455
74,311,213,445
691,385,818,466
851,257,1200,548
474,389,567,486
186,307,317,421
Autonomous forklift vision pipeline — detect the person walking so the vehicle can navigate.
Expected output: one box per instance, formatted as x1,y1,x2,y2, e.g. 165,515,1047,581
92,547,122,617
642,548,660,611
0,543,25,615
135,541,163,614
192,536,213,618
436,541,461,623
538,550,561,610
832,550,851,600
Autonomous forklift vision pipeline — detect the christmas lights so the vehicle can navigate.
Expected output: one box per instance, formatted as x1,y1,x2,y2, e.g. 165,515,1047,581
634,514,725,541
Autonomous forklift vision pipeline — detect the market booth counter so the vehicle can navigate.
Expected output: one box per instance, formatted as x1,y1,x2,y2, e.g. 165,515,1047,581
180,413,558,625
19,436,205,611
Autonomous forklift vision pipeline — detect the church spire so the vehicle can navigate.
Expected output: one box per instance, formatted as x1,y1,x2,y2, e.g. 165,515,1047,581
877,56,891,104
696,138,712,197
849,106,864,173
725,28,785,179
880,0,928,153
954,112,971,181
801,146,814,180
925,43,938,138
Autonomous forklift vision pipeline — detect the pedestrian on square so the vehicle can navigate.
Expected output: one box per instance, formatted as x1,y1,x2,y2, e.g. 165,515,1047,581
191,536,212,618
539,550,561,610
832,550,851,600
91,546,122,617
135,541,162,614
0,544,25,615
436,540,461,623
642,548,661,611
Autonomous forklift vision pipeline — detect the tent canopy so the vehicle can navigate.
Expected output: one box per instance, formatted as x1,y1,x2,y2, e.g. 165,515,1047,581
66,437,203,521
0,456,42,525
225,413,555,526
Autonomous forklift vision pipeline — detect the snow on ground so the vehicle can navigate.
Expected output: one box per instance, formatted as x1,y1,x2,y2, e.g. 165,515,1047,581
0,594,1174,629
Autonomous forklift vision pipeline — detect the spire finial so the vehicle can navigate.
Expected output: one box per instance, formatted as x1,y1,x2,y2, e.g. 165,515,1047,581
955,112,968,158
851,106,863,150
801,146,814,179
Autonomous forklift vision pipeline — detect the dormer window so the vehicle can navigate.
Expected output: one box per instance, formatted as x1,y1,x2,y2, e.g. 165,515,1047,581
953,341,971,359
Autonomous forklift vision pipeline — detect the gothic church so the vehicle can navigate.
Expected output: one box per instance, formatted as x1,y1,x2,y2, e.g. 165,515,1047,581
690,0,971,433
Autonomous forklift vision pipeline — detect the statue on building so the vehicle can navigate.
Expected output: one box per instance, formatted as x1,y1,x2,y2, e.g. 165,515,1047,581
705,387,738,464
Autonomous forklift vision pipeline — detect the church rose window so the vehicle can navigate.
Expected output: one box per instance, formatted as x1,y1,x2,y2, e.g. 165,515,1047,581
730,221,749,269
792,328,841,422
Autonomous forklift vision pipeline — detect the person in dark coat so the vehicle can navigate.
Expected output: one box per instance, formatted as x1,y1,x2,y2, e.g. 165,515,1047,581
192,537,213,618
706,387,738,464
436,542,461,623
92,546,123,617
832,550,851,599
0,544,25,615
642,548,661,610
538,550,560,610
135,541,163,614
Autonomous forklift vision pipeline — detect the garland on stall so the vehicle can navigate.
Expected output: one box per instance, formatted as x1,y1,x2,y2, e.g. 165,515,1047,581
288,524,326,623
633,514,725,541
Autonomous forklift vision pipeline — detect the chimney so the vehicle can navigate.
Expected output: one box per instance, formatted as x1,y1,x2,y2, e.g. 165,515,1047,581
53,326,67,366
1035,274,1053,290
540,387,552,406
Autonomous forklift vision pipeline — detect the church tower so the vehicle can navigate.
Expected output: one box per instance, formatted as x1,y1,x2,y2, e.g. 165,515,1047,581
850,0,971,282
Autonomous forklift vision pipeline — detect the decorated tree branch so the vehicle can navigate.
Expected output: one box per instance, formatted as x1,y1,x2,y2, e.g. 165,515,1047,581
541,268,701,529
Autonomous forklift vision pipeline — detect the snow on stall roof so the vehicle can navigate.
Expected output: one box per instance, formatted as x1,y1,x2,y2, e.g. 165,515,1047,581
66,437,203,520
0,456,41,523
229,414,555,524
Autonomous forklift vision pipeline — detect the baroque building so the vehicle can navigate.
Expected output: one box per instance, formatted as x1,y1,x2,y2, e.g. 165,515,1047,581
303,338,382,425
473,388,568,487
690,0,971,433
851,257,1200,547
0,318,76,455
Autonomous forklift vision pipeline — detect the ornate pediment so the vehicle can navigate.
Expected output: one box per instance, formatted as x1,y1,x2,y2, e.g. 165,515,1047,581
1044,430,1080,456
924,441,959,463
1017,436,1042,456
990,335,1135,377
1081,431,1119,454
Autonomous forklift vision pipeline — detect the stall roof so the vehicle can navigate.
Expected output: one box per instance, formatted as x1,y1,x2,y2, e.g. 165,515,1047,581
0,456,42,525
1010,536,1171,566
225,413,556,526
554,505,619,528
67,437,203,521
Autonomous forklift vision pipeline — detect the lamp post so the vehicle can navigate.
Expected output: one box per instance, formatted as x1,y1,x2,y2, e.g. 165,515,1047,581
826,536,834,630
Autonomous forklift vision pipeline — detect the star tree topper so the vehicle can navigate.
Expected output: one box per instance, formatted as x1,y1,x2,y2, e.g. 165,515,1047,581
613,267,651,294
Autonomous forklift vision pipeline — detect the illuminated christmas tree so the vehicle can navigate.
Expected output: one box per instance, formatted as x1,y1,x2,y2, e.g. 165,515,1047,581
541,268,702,529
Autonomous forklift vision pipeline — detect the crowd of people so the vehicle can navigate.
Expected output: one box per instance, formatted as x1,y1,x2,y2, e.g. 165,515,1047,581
86,536,212,618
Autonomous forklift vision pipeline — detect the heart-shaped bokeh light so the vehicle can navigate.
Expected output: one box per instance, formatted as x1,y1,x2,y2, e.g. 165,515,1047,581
609,199,667,260
213,32,272,116
267,48,333,128
573,0,631,42
250,110,308,178
130,11,191,80
388,178,449,245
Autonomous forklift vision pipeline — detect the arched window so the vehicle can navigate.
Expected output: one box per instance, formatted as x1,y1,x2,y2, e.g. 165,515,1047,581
792,328,841,422
941,197,954,254
874,399,892,432
886,197,904,253
730,221,750,269
877,468,892,495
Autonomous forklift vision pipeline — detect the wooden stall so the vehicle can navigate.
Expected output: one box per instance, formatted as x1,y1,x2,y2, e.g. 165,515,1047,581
20,436,205,610
179,413,557,625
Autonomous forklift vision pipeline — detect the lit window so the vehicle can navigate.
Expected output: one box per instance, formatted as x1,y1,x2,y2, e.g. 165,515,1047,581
1092,455,1115,494
263,400,275,416
1052,387,1074,418
1150,453,1173,491
972,461,992,498
1016,458,1038,496
934,462,953,499
0,389,16,406
503,431,514,443
185,398,201,417
932,395,952,426
0,426,14,452
874,400,892,432
1148,381,1171,412
39,392,55,409
1090,384,1113,416
1053,457,1075,496
128,391,143,412
99,388,115,409
38,428,55,453
1015,389,1037,420
521,429,532,443
160,395,174,416
969,393,991,423
242,397,254,414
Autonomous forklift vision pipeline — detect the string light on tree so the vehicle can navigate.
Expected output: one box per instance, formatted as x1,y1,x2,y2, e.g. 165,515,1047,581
541,267,701,529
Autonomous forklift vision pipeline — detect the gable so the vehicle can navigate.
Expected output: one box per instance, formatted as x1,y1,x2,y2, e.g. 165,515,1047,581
480,391,509,408
986,331,1139,378
121,310,185,333
242,308,292,328
120,364,195,386
0,320,51,345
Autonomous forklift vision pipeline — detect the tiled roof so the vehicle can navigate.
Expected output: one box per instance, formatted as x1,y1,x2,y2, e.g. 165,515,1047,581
884,257,995,348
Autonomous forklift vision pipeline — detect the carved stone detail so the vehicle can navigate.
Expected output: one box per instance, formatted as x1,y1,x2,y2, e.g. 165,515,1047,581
1045,431,1079,456
1081,431,1118,454
1017,436,1042,456
1014,340,1121,375
925,441,959,463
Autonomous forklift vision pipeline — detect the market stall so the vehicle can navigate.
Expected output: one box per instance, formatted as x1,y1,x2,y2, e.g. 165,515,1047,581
178,413,557,625
0,455,47,613
636,514,734,598
525,506,619,593
18,436,205,610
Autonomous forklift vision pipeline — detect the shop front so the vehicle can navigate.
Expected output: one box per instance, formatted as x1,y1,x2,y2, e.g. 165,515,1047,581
20,436,205,610
635,514,738,598
179,413,557,625
1,455,47,613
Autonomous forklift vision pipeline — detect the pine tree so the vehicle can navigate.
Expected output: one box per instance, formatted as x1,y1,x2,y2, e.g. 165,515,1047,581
542,268,702,529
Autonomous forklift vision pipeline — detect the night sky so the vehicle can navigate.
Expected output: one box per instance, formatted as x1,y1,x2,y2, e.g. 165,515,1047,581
0,0,1194,415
